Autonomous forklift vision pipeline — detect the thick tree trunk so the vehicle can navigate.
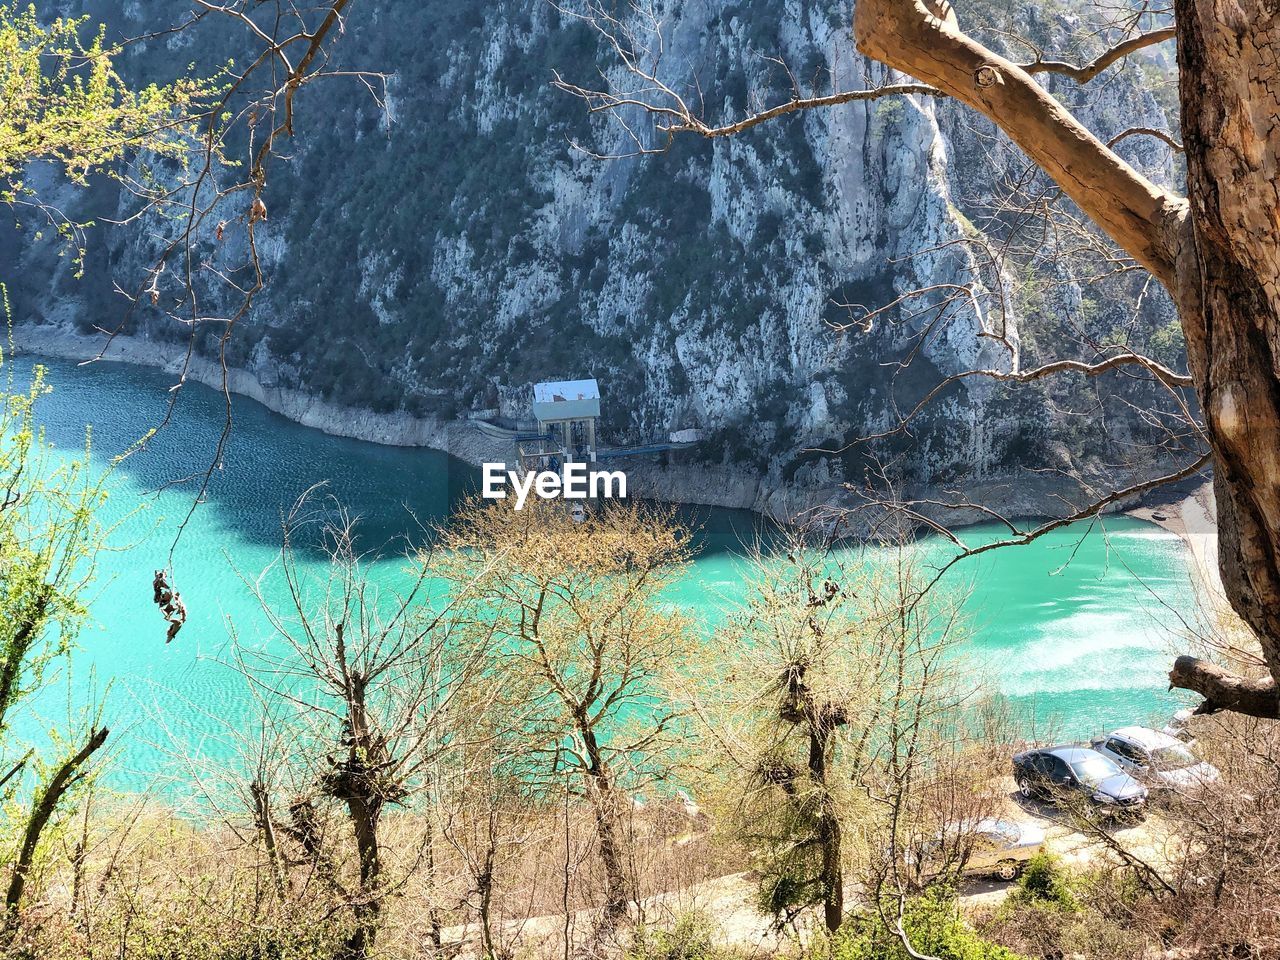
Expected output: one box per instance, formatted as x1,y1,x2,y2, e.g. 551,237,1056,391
1170,0,1280,716
477,830,500,960
1169,655,1280,718
423,804,444,953
817,809,843,933
589,783,629,926
251,779,289,901
332,662,388,960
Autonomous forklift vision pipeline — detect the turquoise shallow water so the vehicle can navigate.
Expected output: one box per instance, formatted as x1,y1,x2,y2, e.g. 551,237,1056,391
17,354,1196,787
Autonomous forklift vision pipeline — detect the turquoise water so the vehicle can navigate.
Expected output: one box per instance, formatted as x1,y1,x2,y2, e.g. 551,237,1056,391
18,355,1195,787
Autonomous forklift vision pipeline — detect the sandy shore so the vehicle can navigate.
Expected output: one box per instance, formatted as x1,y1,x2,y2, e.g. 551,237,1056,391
1127,481,1221,592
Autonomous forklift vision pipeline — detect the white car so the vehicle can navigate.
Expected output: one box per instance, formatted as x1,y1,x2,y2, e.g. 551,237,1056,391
1162,708,1196,745
1092,726,1219,794
909,817,1047,882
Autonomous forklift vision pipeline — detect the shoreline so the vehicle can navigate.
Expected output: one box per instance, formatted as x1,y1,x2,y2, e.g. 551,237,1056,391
11,323,1220,549
1128,480,1222,593
11,324,835,520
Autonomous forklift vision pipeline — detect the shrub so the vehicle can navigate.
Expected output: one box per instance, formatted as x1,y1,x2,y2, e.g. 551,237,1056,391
1006,853,1079,912
814,888,1025,960
984,871,1134,960
627,911,722,960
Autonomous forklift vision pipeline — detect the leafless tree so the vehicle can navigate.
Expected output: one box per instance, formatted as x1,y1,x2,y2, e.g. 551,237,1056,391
233,491,484,960
436,739,546,960
433,499,696,937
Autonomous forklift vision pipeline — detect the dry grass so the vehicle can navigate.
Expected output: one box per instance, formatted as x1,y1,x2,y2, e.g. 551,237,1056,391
2,791,735,960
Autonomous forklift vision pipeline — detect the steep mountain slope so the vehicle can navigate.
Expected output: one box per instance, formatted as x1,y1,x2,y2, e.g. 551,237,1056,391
5,0,1184,495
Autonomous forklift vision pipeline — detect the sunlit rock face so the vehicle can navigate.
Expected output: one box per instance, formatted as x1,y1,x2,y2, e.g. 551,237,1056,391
8,0,1181,492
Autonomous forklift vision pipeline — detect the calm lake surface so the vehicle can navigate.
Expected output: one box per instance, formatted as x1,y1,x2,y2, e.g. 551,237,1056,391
20,354,1195,788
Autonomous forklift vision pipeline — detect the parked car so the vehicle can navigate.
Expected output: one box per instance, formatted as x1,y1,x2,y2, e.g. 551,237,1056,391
1091,726,1219,793
1012,745,1148,816
911,818,1047,881
1162,708,1197,745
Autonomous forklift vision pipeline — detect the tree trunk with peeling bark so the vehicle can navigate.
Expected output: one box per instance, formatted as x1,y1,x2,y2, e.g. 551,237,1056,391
1172,0,1280,715
854,0,1280,718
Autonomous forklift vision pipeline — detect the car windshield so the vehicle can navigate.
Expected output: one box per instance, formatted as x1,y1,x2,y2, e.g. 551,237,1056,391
1070,754,1121,786
1150,743,1198,770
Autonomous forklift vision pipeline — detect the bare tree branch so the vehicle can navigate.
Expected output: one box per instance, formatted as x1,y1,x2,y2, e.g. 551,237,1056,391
1107,126,1184,153
1018,26,1176,83
555,74,944,141
552,0,944,156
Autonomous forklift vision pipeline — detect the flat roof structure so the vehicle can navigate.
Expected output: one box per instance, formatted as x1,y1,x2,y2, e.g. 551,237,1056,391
532,378,601,422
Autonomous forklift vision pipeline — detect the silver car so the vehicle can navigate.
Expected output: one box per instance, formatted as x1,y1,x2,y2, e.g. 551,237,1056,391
1092,726,1220,793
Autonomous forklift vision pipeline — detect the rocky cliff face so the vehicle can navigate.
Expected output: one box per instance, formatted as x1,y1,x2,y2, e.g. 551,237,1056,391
6,0,1183,494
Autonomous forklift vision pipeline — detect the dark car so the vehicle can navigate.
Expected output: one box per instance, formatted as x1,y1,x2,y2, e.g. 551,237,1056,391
1012,745,1148,817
